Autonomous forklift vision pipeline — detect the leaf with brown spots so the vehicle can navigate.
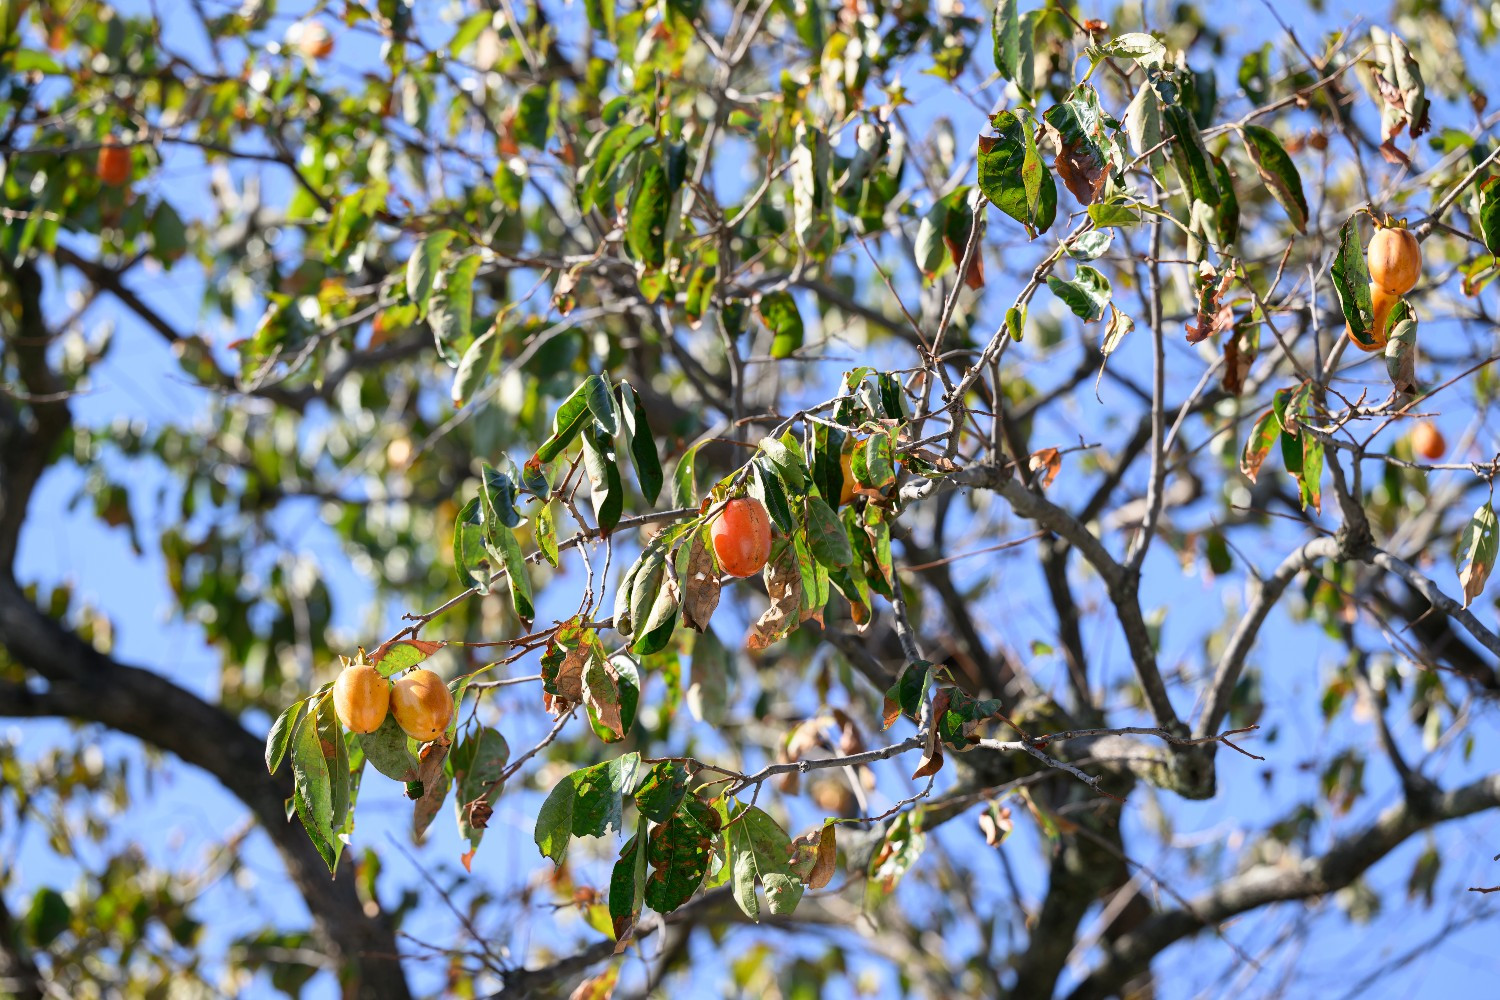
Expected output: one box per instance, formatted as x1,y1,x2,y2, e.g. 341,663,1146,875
746,543,802,651
680,529,721,632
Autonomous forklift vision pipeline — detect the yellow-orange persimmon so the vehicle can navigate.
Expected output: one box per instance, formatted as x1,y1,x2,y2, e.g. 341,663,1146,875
97,137,131,187
709,497,773,578
1412,421,1446,460
1368,226,1421,296
333,659,390,734
391,669,455,742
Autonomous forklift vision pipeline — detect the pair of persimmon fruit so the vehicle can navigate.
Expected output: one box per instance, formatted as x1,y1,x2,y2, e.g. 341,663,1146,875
1346,226,1421,352
710,449,861,578
334,662,454,740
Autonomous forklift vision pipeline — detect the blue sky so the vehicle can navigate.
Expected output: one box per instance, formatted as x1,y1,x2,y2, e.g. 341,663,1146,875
6,0,1500,997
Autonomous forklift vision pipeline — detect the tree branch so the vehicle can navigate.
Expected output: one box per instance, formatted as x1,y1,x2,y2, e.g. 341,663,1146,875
1067,773,1500,1000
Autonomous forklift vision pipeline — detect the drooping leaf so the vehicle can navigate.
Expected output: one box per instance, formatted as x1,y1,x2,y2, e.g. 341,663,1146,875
1240,124,1308,233
644,797,721,913
1240,409,1280,483
1458,502,1498,608
865,809,926,910
758,291,805,359
407,229,456,316
266,699,305,775
728,805,806,921
1046,265,1112,322
978,111,1057,235
619,382,664,504
534,753,642,866
1330,216,1377,349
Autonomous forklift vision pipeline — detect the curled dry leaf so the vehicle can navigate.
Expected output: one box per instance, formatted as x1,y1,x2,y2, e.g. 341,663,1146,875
1028,447,1062,489
680,530,722,632
978,803,1013,847
1184,261,1236,344
829,708,865,756
808,821,838,889
410,739,452,842
746,544,802,651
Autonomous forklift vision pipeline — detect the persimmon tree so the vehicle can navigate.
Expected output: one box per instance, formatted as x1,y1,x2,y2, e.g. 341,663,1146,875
2,1,1499,998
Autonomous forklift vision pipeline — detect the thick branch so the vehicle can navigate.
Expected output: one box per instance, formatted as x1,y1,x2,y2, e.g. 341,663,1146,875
0,580,412,1000
1067,773,1500,1000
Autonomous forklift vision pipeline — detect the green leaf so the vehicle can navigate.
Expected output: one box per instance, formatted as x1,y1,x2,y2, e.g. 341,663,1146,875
645,797,721,913
1210,153,1241,247
757,436,807,493
1458,502,1498,608
608,821,648,941
407,229,456,317
536,501,559,567
369,639,443,675
758,291,805,358
316,696,350,835
451,726,510,854
25,888,70,947
488,523,535,622
804,497,852,568
1478,177,1500,256
534,753,642,866
530,374,610,467
453,497,496,594
1330,216,1376,348
479,463,522,532
634,760,691,821
1240,125,1308,233
582,425,624,535
1046,265,1112,322
266,699,305,774
452,326,500,408
428,253,482,367
619,382,664,504
1239,409,1280,483
750,460,795,535
1162,100,1218,206
978,111,1057,234
672,442,702,508
516,84,553,149
291,697,338,873
1096,32,1165,67
727,805,806,921
1067,230,1113,261
357,713,420,782
1089,199,1143,228
627,148,670,270
882,660,933,729
991,0,1034,96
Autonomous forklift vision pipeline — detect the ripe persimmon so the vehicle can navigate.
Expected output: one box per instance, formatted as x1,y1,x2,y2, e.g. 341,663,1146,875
97,137,131,187
1411,421,1446,460
391,668,455,742
333,658,391,734
1346,282,1398,353
298,22,334,59
1368,226,1421,296
709,497,773,578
